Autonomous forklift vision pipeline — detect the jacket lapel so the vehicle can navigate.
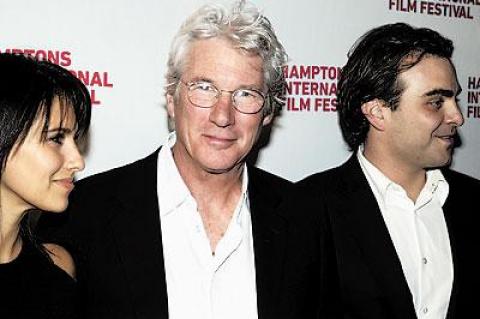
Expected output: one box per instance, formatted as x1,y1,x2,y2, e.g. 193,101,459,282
441,170,459,318
248,166,288,319
333,155,416,318
108,150,169,319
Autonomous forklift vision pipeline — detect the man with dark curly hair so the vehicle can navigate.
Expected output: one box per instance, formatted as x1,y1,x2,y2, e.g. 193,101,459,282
300,23,480,319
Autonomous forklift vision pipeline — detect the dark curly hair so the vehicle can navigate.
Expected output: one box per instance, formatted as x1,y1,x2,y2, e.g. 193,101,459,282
337,23,454,150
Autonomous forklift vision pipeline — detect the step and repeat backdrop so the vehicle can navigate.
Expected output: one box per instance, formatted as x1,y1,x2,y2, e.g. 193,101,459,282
1,0,479,181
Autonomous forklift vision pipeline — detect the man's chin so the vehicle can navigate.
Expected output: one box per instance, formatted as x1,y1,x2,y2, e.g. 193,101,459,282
428,155,452,169
203,162,243,175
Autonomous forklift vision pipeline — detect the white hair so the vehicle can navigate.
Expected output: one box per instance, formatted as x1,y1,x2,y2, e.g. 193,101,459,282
165,0,288,115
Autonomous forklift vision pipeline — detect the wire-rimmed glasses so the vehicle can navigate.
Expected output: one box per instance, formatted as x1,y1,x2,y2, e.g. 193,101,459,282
180,80,266,114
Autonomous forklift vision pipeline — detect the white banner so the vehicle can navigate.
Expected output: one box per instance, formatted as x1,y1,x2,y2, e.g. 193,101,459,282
1,0,479,181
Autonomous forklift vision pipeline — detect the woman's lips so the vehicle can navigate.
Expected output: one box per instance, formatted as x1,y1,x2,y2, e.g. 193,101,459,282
54,178,75,191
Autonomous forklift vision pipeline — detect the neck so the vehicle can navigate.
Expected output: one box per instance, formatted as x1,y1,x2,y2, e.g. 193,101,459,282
171,145,245,252
171,145,244,203
0,213,24,264
0,191,28,263
363,142,426,202
180,163,243,206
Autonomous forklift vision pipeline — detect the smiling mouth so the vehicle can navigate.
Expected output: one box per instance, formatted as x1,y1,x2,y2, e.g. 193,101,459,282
204,134,236,145
436,135,455,147
54,179,74,191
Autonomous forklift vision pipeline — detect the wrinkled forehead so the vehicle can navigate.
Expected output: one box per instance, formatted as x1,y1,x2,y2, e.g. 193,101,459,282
182,38,265,86
185,37,262,66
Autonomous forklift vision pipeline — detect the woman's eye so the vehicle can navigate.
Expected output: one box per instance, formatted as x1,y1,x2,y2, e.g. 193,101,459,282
49,134,65,145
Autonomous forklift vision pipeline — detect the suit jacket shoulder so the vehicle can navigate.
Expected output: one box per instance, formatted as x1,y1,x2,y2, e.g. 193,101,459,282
247,165,295,206
442,168,480,191
74,149,159,200
249,165,327,224
297,155,369,204
38,149,160,241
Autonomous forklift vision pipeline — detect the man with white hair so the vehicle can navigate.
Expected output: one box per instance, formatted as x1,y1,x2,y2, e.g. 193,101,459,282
40,1,338,318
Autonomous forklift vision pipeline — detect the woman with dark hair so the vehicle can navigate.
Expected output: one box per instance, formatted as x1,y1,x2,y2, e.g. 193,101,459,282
0,53,91,318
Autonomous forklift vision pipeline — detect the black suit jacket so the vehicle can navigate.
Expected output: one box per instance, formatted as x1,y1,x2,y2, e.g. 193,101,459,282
298,155,480,319
39,150,337,319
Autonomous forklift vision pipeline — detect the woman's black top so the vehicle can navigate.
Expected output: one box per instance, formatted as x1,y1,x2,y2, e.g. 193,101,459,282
0,237,77,319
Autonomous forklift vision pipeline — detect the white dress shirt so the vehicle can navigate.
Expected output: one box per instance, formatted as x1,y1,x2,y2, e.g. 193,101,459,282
156,132,258,319
357,149,453,319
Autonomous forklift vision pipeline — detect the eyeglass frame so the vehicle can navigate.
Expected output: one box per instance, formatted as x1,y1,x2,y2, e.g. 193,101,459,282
179,79,267,114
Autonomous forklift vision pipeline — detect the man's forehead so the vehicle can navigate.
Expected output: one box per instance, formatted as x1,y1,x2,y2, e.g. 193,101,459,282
182,38,265,86
398,55,459,94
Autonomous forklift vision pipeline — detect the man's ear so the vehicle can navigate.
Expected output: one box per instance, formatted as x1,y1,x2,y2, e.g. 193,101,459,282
262,112,273,126
361,99,386,131
166,94,175,119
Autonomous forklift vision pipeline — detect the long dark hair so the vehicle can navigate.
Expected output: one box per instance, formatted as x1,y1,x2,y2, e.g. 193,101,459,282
0,53,91,244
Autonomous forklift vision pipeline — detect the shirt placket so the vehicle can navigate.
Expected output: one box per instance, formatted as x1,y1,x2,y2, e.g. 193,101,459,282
385,187,422,308
210,197,245,319
181,199,216,319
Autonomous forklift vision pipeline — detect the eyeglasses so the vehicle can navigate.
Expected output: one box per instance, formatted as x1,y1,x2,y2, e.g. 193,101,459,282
180,80,266,114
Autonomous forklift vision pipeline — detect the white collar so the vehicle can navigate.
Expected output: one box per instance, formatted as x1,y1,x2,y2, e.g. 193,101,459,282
357,145,449,205
157,131,249,216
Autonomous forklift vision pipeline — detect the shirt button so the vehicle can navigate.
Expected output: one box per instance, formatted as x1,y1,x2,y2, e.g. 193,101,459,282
423,307,428,314
422,257,428,264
